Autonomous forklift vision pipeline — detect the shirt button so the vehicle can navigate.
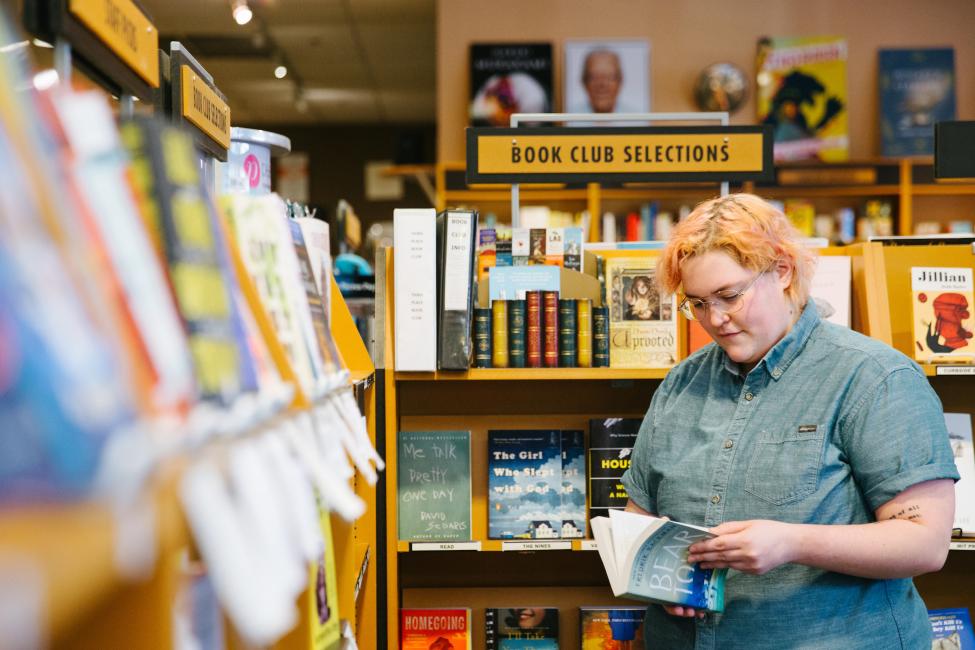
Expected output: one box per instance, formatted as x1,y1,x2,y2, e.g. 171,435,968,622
723,439,734,449
711,495,721,504
744,391,754,401
772,368,782,378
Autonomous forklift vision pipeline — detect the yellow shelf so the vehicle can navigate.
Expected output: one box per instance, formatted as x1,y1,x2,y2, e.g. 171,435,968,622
912,185,975,196
397,539,598,552
394,367,670,381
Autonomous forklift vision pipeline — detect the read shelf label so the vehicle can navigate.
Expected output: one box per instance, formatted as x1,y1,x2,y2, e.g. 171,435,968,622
935,366,975,375
410,541,481,552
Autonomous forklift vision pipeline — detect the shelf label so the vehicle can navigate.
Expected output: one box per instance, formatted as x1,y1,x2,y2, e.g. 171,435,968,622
579,540,599,551
950,540,975,551
501,540,572,552
180,65,231,150
411,541,482,552
69,0,159,87
935,366,975,375
467,125,773,184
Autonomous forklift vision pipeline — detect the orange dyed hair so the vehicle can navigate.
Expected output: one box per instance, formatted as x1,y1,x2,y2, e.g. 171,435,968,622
658,193,816,308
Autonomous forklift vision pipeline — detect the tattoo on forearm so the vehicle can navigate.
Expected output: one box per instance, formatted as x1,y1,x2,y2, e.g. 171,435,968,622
887,504,923,523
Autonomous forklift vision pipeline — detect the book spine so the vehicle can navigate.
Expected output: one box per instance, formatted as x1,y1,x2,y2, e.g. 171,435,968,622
507,299,527,368
526,290,543,368
577,299,593,367
484,609,497,650
394,209,437,370
558,299,577,367
473,307,492,368
491,300,508,368
437,210,477,370
593,305,610,367
543,290,559,368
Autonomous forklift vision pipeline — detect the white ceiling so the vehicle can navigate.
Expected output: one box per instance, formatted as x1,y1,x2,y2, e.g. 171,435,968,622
142,0,436,125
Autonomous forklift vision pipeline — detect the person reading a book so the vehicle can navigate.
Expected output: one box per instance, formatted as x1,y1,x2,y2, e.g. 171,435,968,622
621,193,959,648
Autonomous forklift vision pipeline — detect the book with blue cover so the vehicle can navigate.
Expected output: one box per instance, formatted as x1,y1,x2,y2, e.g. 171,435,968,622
592,510,726,612
929,608,975,650
560,430,586,538
488,430,563,539
485,607,559,649
879,48,955,157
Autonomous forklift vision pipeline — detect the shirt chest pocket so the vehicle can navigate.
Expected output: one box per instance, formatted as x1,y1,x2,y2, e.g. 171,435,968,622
744,424,827,506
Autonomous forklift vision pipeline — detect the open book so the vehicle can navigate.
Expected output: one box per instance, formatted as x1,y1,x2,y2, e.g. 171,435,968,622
591,510,726,613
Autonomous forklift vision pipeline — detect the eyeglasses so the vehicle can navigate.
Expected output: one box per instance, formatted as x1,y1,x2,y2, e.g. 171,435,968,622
678,266,771,321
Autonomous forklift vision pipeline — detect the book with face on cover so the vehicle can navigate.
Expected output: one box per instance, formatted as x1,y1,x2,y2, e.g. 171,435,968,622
929,608,975,650
591,509,726,613
911,267,974,363
604,256,677,368
485,607,559,649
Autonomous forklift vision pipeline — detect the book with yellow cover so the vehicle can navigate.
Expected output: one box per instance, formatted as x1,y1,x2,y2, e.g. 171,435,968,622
911,267,974,363
310,508,340,650
604,256,677,368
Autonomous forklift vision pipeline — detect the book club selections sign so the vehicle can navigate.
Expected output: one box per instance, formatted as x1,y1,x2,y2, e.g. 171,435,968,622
466,125,773,185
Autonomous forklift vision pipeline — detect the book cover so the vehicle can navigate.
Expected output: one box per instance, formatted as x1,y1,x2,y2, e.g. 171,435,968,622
560,430,586,538
879,48,956,157
530,229,547,265
474,307,493,368
401,609,472,650
485,607,559,650
945,413,975,536
497,229,513,267
577,299,593,368
289,219,342,378
542,291,559,368
310,507,340,650
512,228,531,266
591,510,726,612
492,300,509,368
546,228,565,267
592,306,610,368
526,291,543,368
579,606,646,650
564,227,583,272
588,418,642,522
604,257,677,368
394,208,438,371
294,217,332,318
398,431,472,541
508,299,527,368
470,43,553,127
437,210,478,370
929,608,975,650
756,35,848,162
488,430,563,539
479,228,498,284
810,255,852,328
558,299,577,368
911,267,974,363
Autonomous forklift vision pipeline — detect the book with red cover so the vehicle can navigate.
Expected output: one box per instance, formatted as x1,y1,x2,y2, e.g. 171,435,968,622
542,290,559,368
401,608,472,650
526,290,543,368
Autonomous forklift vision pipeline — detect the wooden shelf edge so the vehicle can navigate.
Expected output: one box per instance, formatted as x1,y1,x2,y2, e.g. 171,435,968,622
921,364,975,377
394,367,670,381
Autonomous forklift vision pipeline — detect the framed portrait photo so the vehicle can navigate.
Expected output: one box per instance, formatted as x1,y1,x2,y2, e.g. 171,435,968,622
564,39,650,116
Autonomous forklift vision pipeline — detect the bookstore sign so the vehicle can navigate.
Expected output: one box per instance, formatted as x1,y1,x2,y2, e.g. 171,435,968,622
180,65,232,150
68,0,160,87
466,125,774,184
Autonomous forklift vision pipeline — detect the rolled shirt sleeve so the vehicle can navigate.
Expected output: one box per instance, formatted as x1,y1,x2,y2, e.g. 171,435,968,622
620,388,662,515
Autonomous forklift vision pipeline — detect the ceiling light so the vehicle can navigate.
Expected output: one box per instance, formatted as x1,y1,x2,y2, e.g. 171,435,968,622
231,0,252,26
274,65,287,79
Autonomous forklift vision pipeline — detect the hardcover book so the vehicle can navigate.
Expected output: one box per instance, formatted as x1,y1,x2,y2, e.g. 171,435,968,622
911,267,974,363
558,299,577,368
488,430,563,539
577,299,593,367
879,48,956,157
592,306,610,367
945,413,975,536
398,431,472,541
604,257,677,368
394,208,437,371
492,300,509,368
542,291,559,368
508,299,527,368
474,307,493,368
437,210,478,370
929,608,975,650
485,607,559,649
526,291,543,368
470,43,553,127
591,510,726,612
588,418,642,522
560,430,586,538
401,608,472,650
579,606,646,650
756,35,848,162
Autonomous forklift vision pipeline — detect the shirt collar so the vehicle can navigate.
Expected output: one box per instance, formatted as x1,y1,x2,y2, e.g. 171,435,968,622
720,300,821,380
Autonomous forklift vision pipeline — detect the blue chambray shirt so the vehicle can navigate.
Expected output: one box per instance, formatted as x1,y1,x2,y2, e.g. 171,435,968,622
621,301,960,650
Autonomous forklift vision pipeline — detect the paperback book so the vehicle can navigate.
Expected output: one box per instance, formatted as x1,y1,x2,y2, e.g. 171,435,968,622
488,430,563,539
485,607,559,649
401,609,472,650
588,418,642,522
911,267,974,363
756,35,848,162
398,431,472,541
929,608,975,650
579,607,646,650
604,256,677,368
591,510,726,612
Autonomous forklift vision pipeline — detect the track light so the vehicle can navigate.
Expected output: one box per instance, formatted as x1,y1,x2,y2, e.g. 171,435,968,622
274,65,287,79
231,0,252,26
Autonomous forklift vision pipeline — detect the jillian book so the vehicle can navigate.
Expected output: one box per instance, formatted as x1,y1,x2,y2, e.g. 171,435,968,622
591,510,726,612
